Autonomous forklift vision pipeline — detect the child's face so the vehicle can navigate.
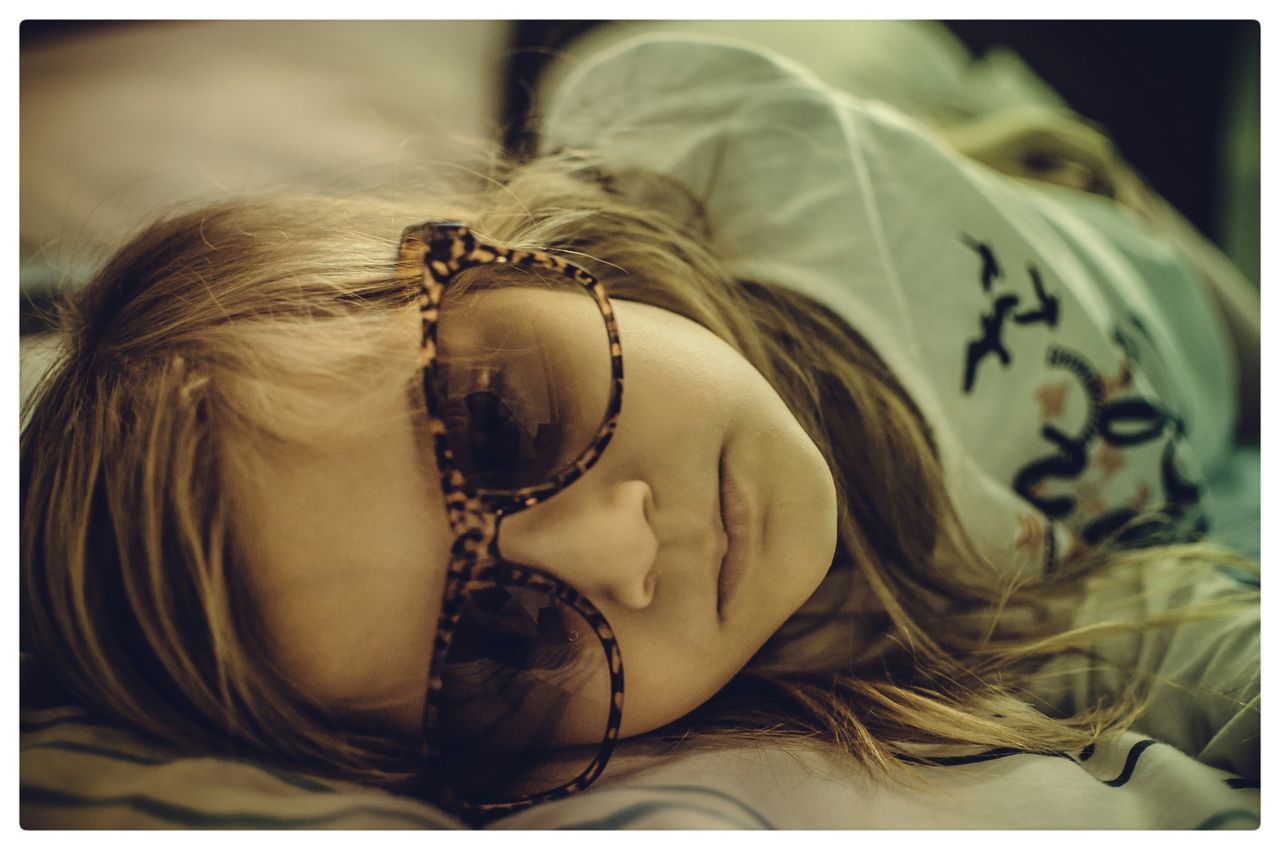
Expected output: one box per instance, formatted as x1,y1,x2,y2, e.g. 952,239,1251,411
231,297,838,748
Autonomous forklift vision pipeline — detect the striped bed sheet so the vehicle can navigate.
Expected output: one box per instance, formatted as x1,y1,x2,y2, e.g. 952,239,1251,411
20,706,461,829
21,704,1259,830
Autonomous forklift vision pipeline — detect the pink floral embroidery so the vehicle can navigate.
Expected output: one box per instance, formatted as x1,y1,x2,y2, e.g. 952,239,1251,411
1035,380,1071,421
1101,358,1134,401
1095,443,1126,478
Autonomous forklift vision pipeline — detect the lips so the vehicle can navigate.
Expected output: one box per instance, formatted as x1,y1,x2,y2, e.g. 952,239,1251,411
716,453,750,620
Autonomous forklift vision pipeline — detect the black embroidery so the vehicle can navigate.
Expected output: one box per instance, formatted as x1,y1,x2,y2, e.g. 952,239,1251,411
1081,507,1142,545
955,235,1205,540
1041,518,1059,575
1013,424,1090,519
1014,345,1203,536
959,239,1061,394
1097,397,1169,447
961,234,1002,291
963,294,1020,393
1012,264,1060,328
1012,347,1103,518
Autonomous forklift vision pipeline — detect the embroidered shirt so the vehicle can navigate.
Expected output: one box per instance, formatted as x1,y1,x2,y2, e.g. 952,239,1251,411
540,34,1237,581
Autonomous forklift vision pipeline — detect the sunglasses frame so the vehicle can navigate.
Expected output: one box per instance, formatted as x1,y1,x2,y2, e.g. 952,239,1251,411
399,222,625,821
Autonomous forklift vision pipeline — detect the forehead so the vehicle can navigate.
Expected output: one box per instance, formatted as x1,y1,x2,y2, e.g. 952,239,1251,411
226,395,452,729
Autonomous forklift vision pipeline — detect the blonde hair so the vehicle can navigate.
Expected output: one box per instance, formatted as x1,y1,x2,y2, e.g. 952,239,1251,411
20,151,1254,792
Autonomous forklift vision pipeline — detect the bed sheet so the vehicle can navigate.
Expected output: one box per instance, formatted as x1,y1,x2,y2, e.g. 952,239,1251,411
20,702,1260,829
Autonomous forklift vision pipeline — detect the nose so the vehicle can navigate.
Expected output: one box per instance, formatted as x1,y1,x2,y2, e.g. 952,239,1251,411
495,479,658,610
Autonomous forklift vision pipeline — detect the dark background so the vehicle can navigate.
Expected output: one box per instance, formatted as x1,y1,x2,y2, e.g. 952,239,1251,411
944,20,1256,246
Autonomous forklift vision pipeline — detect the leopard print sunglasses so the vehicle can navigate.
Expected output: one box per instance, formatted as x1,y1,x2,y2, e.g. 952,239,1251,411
398,222,625,821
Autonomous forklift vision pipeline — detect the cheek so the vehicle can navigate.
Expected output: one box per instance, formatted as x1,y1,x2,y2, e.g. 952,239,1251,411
606,305,752,476
612,632,750,738
612,299,747,406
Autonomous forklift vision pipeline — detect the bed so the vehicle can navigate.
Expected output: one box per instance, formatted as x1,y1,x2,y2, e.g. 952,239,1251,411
18,20,1260,830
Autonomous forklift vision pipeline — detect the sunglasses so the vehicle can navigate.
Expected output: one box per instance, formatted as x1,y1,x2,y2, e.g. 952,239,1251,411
398,222,625,821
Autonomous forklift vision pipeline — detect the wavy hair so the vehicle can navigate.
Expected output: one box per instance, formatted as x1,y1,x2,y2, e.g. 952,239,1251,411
19,150,1253,794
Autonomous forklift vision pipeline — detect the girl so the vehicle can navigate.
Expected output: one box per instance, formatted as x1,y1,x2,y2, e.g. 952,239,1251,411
20,31,1258,822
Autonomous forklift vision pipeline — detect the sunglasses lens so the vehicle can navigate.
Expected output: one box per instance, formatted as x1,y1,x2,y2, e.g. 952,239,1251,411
433,267,612,493
435,582,614,802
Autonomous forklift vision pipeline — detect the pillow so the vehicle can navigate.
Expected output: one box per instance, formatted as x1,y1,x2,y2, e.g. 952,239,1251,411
20,21,506,266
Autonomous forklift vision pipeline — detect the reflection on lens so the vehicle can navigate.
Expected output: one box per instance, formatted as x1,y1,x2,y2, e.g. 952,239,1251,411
434,273,612,493
437,583,611,801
